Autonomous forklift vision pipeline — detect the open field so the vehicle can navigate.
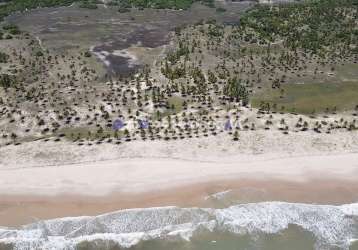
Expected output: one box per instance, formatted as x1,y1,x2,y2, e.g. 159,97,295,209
251,59,358,114
252,81,358,114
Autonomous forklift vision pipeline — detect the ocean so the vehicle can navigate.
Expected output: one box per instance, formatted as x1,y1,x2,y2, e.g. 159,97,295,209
1,201,358,250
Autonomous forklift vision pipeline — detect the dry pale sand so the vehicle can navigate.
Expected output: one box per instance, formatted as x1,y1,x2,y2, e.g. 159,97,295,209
1,152,358,196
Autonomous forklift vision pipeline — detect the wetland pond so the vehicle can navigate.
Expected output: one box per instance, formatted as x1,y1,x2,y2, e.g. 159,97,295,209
6,2,252,76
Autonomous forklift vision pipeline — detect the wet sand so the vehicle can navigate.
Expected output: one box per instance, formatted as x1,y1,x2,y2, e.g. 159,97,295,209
2,178,358,227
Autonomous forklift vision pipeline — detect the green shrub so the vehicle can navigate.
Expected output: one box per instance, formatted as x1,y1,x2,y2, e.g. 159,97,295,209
0,74,16,88
118,7,130,13
215,7,226,12
0,52,9,63
84,50,92,57
79,1,98,9
35,51,44,57
3,24,20,35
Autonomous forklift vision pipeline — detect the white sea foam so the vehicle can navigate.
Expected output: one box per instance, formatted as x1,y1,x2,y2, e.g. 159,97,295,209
0,202,357,250
204,189,232,201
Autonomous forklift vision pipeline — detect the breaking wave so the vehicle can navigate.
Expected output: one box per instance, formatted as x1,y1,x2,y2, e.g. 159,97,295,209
1,202,358,250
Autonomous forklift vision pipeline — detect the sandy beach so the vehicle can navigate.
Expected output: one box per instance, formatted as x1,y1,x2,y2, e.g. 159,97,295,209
0,130,358,227
1,152,358,196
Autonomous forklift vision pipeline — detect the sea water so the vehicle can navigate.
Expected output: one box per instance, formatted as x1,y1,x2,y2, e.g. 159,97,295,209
0,202,358,250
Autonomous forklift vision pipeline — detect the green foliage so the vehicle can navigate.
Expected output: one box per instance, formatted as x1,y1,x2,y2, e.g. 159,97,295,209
115,0,132,8
0,74,16,89
0,0,107,20
83,50,92,57
0,0,75,21
191,67,206,93
200,0,214,8
215,7,226,12
3,24,17,30
207,24,223,37
118,7,130,12
78,0,98,9
2,23,20,35
239,0,358,55
167,40,190,64
0,52,9,63
207,70,217,84
224,77,249,106
35,51,44,57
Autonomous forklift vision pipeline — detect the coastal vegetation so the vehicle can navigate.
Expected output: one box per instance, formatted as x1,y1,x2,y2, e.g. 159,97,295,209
238,0,358,112
0,0,357,147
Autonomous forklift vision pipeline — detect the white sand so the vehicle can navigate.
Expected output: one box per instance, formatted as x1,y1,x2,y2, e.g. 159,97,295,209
0,152,357,196
0,130,357,197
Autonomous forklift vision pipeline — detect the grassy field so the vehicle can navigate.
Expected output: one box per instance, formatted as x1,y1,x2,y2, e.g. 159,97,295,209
252,82,358,114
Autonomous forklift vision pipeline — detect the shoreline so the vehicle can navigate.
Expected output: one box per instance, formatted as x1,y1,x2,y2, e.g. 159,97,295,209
1,131,358,227
1,152,358,227
2,178,358,227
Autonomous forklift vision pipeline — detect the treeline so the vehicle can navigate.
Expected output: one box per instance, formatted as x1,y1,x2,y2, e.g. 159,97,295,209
0,0,74,21
0,0,215,21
